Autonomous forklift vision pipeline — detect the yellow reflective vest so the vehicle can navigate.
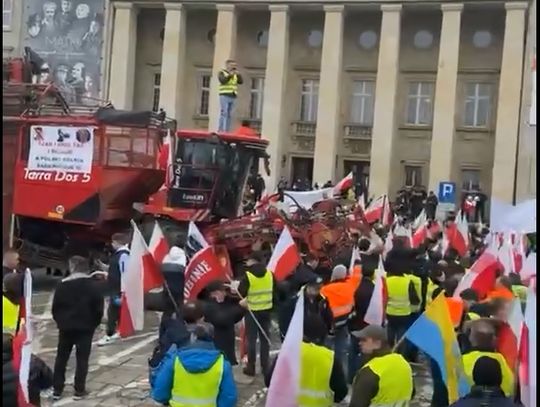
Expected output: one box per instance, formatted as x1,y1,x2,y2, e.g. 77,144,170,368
386,276,411,316
298,342,334,407
219,70,239,95
2,295,19,335
362,353,413,406
170,354,224,407
462,351,514,397
246,271,273,311
407,274,422,313
512,285,527,303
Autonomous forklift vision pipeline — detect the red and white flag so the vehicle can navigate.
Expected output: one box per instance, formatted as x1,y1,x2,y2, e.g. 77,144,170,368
364,195,392,225
158,130,174,190
119,223,163,337
364,256,387,326
184,246,226,300
186,221,209,258
412,209,427,231
412,221,441,249
333,172,353,193
445,222,468,257
149,222,169,265
521,253,537,286
267,226,301,281
519,286,536,407
265,288,303,407
12,269,33,406
454,250,499,300
498,235,516,276
497,298,524,370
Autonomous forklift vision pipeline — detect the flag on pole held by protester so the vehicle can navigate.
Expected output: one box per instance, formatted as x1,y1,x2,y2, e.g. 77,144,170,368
265,290,304,407
333,172,353,194
267,226,301,281
364,256,387,326
454,250,499,300
496,298,524,371
184,246,227,300
186,221,209,258
149,221,169,266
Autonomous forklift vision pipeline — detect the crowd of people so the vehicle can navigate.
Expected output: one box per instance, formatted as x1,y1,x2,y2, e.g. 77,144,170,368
2,186,536,406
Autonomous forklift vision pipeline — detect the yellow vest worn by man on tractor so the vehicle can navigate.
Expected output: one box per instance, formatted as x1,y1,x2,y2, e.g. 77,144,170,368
219,71,239,96
386,276,412,316
298,342,334,407
362,353,413,406
170,354,224,407
2,295,19,335
246,271,273,311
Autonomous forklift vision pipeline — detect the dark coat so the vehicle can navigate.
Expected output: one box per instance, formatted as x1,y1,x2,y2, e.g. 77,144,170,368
29,355,53,406
348,276,375,332
449,387,521,407
237,263,278,310
2,335,17,407
52,273,104,333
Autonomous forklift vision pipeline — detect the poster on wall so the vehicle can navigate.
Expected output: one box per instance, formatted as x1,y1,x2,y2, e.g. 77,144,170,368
27,126,94,174
23,0,106,106
530,53,536,126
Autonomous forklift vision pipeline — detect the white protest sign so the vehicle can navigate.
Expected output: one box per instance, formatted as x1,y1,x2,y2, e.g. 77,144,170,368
27,126,94,174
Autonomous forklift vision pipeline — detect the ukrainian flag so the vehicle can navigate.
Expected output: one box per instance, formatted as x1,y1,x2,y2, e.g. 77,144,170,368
404,294,469,402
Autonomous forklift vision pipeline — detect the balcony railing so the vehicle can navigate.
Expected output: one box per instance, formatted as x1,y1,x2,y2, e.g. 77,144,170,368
291,121,317,137
343,123,372,139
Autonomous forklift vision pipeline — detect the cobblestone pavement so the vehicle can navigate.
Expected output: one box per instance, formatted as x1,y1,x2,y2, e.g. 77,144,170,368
31,280,433,407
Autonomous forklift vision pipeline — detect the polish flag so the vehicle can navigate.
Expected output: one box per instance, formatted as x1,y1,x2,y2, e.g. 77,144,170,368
412,209,427,231
445,222,468,257
119,223,151,337
498,236,516,276
333,172,353,193
454,250,499,300
267,226,301,281
149,222,169,265
266,289,304,407
158,130,174,190
365,195,391,225
144,222,168,291
186,221,209,259
12,269,33,406
364,256,387,326
496,298,524,370
519,286,536,407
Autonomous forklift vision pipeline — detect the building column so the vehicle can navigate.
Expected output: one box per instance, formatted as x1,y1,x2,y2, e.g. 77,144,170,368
491,2,528,203
313,5,345,185
159,3,187,122
261,5,290,193
428,4,463,191
369,4,402,197
208,4,237,132
108,2,138,109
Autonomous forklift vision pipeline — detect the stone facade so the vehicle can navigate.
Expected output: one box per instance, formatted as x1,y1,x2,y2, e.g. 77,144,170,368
5,0,534,205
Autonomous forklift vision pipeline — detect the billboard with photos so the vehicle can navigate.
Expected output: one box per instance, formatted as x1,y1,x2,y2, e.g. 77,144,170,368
23,0,106,106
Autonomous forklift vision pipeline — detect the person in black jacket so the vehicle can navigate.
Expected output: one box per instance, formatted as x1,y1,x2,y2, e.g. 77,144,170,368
265,314,348,403
51,256,104,401
3,333,17,407
29,354,54,406
97,232,130,346
200,280,246,365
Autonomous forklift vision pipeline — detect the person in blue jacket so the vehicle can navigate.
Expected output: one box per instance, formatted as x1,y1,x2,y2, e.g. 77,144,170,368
151,323,237,407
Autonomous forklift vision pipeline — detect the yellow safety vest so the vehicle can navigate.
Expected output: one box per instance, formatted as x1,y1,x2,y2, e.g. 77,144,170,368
3,295,19,335
462,351,514,397
407,274,422,313
218,70,239,95
170,354,224,407
298,342,334,407
512,285,527,303
362,353,413,406
467,312,481,321
246,271,273,311
386,276,411,317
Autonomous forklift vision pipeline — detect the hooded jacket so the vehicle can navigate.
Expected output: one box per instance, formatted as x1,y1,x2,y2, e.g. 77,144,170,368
151,341,237,407
52,273,104,332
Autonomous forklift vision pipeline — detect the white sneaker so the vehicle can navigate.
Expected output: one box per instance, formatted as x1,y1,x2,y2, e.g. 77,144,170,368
96,334,120,347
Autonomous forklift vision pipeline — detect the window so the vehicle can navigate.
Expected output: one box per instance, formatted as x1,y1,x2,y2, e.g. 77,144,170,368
406,82,434,125
464,83,491,127
152,73,161,112
462,169,481,191
300,79,319,122
249,77,265,120
350,80,375,125
3,0,12,30
404,165,422,187
197,73,211,116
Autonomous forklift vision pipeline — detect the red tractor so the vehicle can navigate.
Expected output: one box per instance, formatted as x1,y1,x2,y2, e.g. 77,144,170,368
5,49,366,272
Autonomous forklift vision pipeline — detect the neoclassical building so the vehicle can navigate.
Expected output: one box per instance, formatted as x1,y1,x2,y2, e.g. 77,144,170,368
3,0,536,204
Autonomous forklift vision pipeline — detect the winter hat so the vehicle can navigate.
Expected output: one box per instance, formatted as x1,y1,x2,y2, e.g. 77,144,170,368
163,246,186,267
472,356,502,387
331,264,347,282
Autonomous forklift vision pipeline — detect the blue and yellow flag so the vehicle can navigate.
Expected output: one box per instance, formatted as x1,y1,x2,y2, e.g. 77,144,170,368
404,294,469,402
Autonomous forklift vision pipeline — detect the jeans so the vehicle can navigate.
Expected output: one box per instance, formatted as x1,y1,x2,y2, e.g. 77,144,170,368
106,297,120,337
328,325,350,379
245,311,271,374
219,95,235,132
348,337,361,384
387,315,410,356
53,330,94,394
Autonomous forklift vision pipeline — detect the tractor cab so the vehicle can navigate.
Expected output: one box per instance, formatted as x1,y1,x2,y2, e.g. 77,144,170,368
144,130,268,223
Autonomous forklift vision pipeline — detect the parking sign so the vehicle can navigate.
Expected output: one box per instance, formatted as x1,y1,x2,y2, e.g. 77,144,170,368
438,182,456,204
